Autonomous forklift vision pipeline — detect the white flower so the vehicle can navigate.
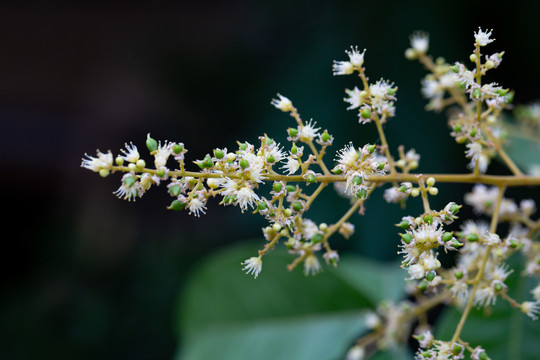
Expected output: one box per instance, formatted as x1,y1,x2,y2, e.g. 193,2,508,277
242,257,262,278
154,141,172,168
282,157,300,174
408,264,425,280
120,142,140,163
81,150,113,172
465,142,482,161
474,28,495,46
521,300,540,320
474,285,497,307
410,31,429,54
332,60,354,76
236,186,260,212
532,283,540,300
412,223,443,249
383,186,408,203
188,197,207,217
344,86,363,110
520,199,536,217
335,142,359,168
482,232,501,246
304,254,322,276
345,345,365,360
299,119,320,141
271,93,293,112
346,46,366,67
113,174,141,201
416,330,433,349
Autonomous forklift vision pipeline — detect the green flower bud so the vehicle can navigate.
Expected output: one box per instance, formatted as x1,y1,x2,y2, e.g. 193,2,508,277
360,108,371,119
292,201,303,212
266,154,275,163
454,270,463,279
99,169,110,178
367,144,376,154
509,239,519,248
451,239,464,248
452,343,463,356
400,233,413,244
285,185,296,193
202,155,213,168
331,167,343,175
466,233,479,242
265,136,274,145
283,208,292,217
470,128,477,137
124,176,136,187
453,124,462,133
288,127,299,137
443,232,454,242
417,279,428,292
494,282,504,292
168,199,187,211
173,144,184,154
239,158,249,169
311,233,323,244
321,130,332,142
377,162,386,170
396,220,410,229
478,351,489,360
424,214,433,225
352,175,363,186
214,149,224,159
257,201,267,210
356,188,367,199
306,173,316,183
426,271,436,282
146,133,158,153
273,182,283,193
450,204,462,213
115,156,124,166
451,64,460,73
472,88,482,100
136,159,146,169
156,168,165,177
291,143,298,154
170,184,181,197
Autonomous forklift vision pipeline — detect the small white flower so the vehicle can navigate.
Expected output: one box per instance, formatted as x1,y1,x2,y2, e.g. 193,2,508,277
364,312,381,329
154,141,172,168
344,86,363,110
474,285,497,307
271,93,293,112
410,31,429,54
483,232,501,246
521,300,540,320
383,186,408,204
188,197,207,217
408,264,425,280
242,257,262,278
113,174,141,202
335,142,359,168
236,186,260,212
474,28,495,46
120,142,140,163
346,46,366,67
299,119,320,141
345,345,365,360
81,150,113,172
532,283,540,300
282,157,300,174
332,60,354,76
304,254,322,276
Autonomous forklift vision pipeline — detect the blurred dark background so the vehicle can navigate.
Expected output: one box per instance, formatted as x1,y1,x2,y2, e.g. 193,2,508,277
3,1,540,359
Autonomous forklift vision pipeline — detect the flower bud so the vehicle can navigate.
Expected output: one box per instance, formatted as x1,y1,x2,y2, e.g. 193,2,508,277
146,134,158,153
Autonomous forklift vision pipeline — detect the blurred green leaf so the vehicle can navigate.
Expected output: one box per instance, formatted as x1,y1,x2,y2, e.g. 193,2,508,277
435,254,540,360
174,240,407,360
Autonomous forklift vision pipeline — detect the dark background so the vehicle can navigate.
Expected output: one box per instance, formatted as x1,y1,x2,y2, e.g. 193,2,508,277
3,1,540,359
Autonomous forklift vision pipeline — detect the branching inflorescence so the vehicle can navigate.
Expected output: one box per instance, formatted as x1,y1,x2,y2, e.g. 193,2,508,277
82,28,540,359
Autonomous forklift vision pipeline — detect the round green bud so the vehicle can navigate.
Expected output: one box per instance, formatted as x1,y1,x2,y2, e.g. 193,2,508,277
266,154,275,163
273,182,283,193
478,351,489,360
273,223,282,232
202,155,214,168
115,156,124,166
360,108,371,119
291,143,298,154
485,60,495,69
124,176,136,187
352,175,363,186
470,128,478,137
265,136,274,145
214,149,224,159
396,220,410,229
453,124,462,133
239,158,249,169
509,238,519,248
356,188,367,199
285,184,296,193
417,279,428,292
451,239,464,248
128,163,137,172
443,232,454,242
146,133,158,153
306,173,316,183
292,201,303,212
173,144,184,154
426,177,436,187
411,189,420,197
136,159,146,169
429,187,439,196
494,282,504,292
321,130,332,142
331,167,343,175
257,201,267,210
283,208,292,217
319,223,328,231
99,169,110,178
454,270,463,280
452,343,463,356
377,162,386,171
238,142,248,151
404,48,417,60
469,53,477,62
472,88,482,100
288,127,299,137
451,64,460,73
400,233,413,244
170,184,181,197
311,233,323,244
424,214,433,225
426,271,436,282
156,168,165,177
168,199,186,211
466,233,479,242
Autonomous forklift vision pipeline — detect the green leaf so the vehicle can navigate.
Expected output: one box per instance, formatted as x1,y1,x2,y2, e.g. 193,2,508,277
174,240,407,360
435,254,540,360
